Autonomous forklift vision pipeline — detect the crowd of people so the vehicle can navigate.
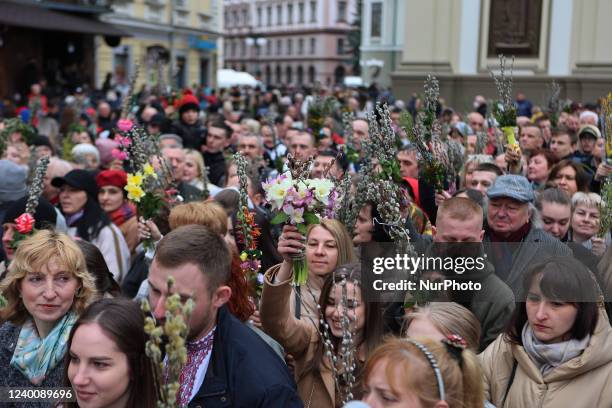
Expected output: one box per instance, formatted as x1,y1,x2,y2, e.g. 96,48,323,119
0,77,612,408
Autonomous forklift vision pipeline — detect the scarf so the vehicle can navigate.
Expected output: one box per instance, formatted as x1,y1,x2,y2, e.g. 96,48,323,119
176,327,215,406
65,210,85,228
109,201,136,227
10,312,78,385
521,323,590,376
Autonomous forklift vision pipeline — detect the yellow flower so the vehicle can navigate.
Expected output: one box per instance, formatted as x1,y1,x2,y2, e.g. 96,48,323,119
125,184,145,202
143,163,158,179
240,251,248,262
127,172,143,187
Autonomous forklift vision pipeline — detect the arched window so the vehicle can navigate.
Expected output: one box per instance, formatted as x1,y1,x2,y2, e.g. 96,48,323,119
276,65,282,84
308,66,316,84
265,65,272,85
286,66,292,84
297,66,304,85
334,65,345,84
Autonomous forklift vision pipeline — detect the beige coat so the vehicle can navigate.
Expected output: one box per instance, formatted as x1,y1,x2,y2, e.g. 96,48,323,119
260,265,336,408
479,307,612,408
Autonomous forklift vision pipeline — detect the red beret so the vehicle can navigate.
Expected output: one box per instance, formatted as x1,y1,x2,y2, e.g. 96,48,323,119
96,169,128,189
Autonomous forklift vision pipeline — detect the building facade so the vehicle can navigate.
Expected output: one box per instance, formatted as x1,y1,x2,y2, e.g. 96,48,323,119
222,0,358,87
0,0,125,97
360,0,403,89
97,0,221,90
390,0,612,109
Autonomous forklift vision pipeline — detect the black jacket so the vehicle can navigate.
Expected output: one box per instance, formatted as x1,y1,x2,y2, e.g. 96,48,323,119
203,151,226,187
189,306,303,408
171,120,206,151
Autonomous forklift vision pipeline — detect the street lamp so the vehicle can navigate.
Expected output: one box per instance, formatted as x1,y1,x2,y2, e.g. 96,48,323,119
245,32,267,78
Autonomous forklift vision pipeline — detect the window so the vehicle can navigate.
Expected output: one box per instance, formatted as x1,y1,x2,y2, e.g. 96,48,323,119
276,66,282,83
174,10,189,26
287,4,293,24
371,2,382,38
297,66,304,84
310,1,316,22
308,66,316,83
267,6,272,26
257,7,262,26
232,10,238,26
224,11,229,27
265,66,271,84
298,2,304,23
176,56,186,88
276,39,282,55
286,66,292,84
231,41,237,57
242,9,248,25
145,5,164,22
277,5,282,25
337,38,344,54
241,40,246,56
224,41,228,57
310,37,316,54
337,1,347,22
174,0,186,9
287,38,292,55
266,40,272,55
298,38,304,54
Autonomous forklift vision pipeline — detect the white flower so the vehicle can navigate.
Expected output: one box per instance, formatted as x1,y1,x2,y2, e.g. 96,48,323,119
264,173,294,210
307,178,335,205
283,204,304,224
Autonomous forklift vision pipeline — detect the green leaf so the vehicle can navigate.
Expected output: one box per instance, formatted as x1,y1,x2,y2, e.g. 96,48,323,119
271,212,290,225
303,212,320,225
297,223,308,235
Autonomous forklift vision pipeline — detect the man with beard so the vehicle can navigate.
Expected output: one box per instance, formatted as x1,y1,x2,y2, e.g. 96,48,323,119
147,225,302,407
428,197,515,350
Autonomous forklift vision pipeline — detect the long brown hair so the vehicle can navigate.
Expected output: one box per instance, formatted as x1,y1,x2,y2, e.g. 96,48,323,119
63,298,157,408
301,263,385,396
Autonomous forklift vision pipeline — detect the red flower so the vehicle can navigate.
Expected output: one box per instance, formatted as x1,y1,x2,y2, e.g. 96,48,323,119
15,213,35,234
117,119,134,132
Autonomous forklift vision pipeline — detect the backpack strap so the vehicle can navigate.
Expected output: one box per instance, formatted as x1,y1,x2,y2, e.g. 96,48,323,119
502,359,518,407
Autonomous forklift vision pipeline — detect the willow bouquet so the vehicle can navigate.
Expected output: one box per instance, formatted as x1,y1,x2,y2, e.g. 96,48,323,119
490,54,519,148
141,277,192,408
263,154,340,286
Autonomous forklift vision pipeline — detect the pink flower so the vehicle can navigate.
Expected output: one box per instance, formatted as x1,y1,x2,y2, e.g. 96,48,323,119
117,136,132,147
15,213,35,234
111,148,128,160
117,119,134,132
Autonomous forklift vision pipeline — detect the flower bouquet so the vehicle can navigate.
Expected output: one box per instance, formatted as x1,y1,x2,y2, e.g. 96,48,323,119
233,153,264,300
9,156,50,251
263,154,340,286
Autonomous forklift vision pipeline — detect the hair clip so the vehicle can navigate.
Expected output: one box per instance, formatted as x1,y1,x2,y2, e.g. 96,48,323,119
442,334,466,367
404,339,445,402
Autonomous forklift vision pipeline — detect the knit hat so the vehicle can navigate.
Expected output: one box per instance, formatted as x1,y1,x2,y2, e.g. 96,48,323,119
52,169,98,197
95,138,119,168
96,169,128,190
3,196,57,230
0,159,27,204
178,90,200,115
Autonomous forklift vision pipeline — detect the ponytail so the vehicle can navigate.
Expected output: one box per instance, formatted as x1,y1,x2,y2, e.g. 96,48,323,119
459,348,485,408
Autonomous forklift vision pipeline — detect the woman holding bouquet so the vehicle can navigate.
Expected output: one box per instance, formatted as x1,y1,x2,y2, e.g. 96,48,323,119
0,230,97,404
260,263,384,407
263,219,355,323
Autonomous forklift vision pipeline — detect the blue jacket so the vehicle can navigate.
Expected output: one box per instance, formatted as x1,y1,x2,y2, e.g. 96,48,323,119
189,306,303,408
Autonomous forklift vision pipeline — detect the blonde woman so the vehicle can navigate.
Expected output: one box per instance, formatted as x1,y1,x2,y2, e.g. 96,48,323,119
0,230,97,392
183,148,205,191
263,219,356,323
363,337,484,408
404,303,482,352
569,192,610,257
